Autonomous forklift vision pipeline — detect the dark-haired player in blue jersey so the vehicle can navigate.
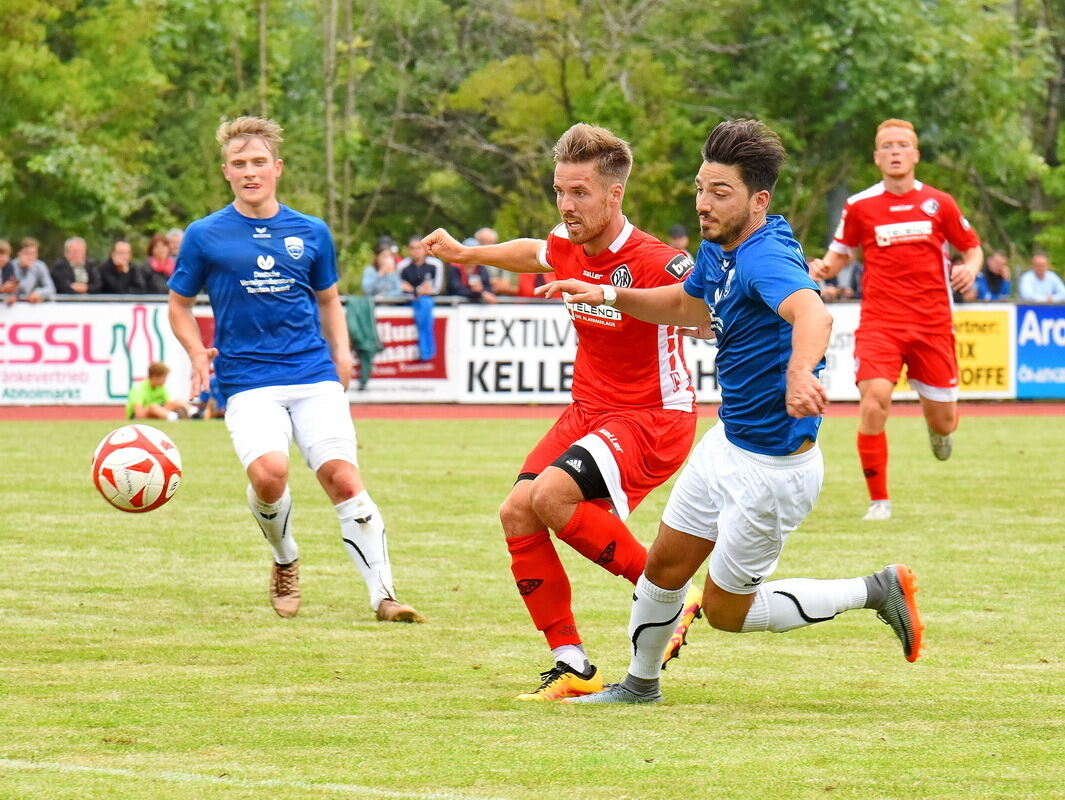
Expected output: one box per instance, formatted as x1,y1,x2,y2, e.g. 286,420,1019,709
541,119,923,704
167,116,423,624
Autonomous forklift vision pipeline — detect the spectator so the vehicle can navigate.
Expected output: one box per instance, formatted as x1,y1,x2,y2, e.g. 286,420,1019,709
667,224,692,259
146,232,175,293
819,259,862,302
0,240,14,297
444,239,498,303
361,245,405,299
166,227,184,259
375,235,399,258
1017,252,1065,302
5,237,55,306
974,250,1013,301
474,227,515,295
51,237,101,295
398,235,444,296
100,239,150,294
126,361,192,420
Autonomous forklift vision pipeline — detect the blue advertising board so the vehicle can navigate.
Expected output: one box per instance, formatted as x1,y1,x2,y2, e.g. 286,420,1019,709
1016,304,1065,398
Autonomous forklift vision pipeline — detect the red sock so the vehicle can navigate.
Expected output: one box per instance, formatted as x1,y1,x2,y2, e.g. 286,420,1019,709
506,530,580,648
556,501,647,585
857,431,889,501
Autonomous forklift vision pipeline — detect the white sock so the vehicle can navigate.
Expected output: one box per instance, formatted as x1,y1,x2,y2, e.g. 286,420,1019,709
627,574,690,680
741,577,868,633
246,484,297,564
336,491,396,611
551,644,589,673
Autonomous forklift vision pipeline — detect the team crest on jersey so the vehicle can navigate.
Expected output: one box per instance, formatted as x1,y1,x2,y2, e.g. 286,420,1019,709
284,236,305,259
253,226,271,239
920,198,940,217
663,253,693,280
960,215,972,230
256,254,276,270
610,264,633,288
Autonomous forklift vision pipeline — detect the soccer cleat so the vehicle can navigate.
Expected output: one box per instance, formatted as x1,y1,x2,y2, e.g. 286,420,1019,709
564,683,663,704
375,598,426,623
515,661,604,701
862,499,892,521
662,583,703,668
269,560,301,618
928,428,953,461
867,564,924,662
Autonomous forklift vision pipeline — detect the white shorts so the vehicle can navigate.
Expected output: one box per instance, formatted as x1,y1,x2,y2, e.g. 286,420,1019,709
661,423,823,595
224,381,357,472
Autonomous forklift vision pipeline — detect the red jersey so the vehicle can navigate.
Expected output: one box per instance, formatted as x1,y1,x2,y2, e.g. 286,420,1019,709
542,219,696,413
830,180,980,332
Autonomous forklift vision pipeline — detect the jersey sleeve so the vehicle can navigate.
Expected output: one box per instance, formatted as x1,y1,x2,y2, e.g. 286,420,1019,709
682,242,713,298
829,204,860,256
309,219,339,291
938,193,981,252
642,242,693,288
742,248,819,313
167,222,208,297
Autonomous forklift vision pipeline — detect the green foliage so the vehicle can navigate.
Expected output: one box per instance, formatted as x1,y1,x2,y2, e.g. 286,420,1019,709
3,0,1065,268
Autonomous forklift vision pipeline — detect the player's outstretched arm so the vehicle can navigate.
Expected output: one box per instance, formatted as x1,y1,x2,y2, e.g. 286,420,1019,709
168,290,217,400
422,228,549,274
317,285,353,391
537,279,709,327
778,288,831,418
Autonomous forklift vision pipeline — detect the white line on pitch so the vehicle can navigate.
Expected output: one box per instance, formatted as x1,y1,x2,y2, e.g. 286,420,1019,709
0,758,508,800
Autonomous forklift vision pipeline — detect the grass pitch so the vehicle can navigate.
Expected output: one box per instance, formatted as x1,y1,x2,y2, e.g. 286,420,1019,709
0,411,1062,800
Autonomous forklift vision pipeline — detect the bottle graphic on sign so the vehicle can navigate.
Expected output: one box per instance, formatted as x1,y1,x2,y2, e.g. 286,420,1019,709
106,323,133,398
126,305,155,382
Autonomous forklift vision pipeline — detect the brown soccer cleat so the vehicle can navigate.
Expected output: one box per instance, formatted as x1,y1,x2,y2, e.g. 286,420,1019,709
375,598,426,623
269,560,301,618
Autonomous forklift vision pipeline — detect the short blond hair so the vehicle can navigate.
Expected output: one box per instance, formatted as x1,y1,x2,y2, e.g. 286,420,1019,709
216,116,284,160
147,361,170,379
553,123,632,185
876,118,919,147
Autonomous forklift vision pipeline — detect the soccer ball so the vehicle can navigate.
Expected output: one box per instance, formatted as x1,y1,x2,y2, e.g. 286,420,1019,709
91,424,182,513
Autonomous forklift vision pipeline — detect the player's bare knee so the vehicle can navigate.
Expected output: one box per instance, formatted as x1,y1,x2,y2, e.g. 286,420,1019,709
249,453,288,501
702,604,744,633
643,551,687,591
499,488,540,536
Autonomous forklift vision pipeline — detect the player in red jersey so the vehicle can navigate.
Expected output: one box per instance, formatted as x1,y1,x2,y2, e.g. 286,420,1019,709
811,119,983,520
423,123,702,700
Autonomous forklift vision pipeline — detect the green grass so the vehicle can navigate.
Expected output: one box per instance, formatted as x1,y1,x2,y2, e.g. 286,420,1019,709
0,413,1062,799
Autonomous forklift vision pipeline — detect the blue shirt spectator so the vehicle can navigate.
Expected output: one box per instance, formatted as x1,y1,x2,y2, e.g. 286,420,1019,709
973,251,1012,300
1017,253,1065,302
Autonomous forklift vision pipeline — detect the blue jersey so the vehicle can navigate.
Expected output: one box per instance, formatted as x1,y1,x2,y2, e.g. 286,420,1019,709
683,215,824,455
169,204,340,400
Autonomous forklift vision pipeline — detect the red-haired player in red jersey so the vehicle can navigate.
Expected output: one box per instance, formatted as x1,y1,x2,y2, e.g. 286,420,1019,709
423,123,702,700
810,119,983,520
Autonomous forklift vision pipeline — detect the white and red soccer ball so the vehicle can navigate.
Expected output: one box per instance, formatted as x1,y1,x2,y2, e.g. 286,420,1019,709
91,424,182,513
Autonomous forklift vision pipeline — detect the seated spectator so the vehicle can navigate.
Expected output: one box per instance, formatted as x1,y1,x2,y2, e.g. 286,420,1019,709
5,237,55,306
126,361,192,420
668,224,693,259
473,227,516,295
51,236,101,295
398,235,444,296
818,259,862,302
1017,252,1065,302
0,240,14,296
192,374,226,420
445,257,498,303
974,250,1013,301
361,245,405,299
145,233,175,293
166,227,184,259
100,240,150,294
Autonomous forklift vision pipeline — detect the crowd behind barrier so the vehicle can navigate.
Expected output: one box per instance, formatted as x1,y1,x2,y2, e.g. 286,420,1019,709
1,296,1063,406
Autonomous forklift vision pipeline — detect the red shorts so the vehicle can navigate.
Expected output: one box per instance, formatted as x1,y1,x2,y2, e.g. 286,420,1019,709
854,326,959,400
520,402,696,520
